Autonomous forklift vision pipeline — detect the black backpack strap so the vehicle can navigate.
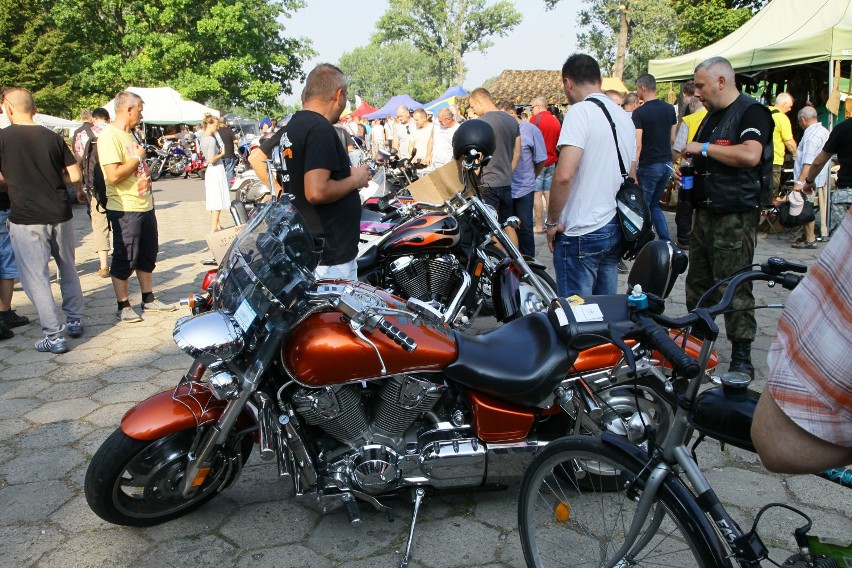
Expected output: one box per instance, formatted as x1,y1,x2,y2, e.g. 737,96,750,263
586,96,629,180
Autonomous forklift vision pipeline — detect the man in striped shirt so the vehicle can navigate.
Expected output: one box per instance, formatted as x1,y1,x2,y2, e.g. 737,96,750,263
752,209,852,473
789,106,830,248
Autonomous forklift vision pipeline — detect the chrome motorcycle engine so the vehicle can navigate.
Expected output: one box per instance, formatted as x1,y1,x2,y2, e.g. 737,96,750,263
292,375,486,494
388,255,461,305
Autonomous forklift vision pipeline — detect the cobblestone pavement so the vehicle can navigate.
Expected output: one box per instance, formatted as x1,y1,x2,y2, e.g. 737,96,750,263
0,178,849,567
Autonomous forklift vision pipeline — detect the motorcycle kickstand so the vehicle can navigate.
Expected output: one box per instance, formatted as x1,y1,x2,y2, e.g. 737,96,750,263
399,487,425,568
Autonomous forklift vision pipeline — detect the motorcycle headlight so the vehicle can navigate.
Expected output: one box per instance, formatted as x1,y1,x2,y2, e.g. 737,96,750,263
173,311,245,365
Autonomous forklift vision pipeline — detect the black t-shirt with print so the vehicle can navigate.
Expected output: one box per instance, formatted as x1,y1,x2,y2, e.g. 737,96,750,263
821,118,852,188
0,124,76,225
260,110,358,266
217,126,236,159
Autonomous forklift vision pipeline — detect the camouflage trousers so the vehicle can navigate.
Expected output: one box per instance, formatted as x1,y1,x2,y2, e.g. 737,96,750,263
685,209,760,342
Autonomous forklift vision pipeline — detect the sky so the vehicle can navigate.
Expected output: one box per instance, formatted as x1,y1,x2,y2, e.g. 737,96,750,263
278,0,583,105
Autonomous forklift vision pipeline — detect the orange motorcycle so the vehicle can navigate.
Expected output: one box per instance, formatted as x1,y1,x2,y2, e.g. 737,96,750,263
85,197,713,567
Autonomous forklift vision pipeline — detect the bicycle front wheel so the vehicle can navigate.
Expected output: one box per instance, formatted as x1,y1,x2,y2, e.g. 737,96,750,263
518,436,728,567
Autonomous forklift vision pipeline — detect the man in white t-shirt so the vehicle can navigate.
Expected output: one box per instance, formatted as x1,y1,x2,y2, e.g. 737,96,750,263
393,106,413,159
545,53,636,297
431,108,459,169
410,108,434,170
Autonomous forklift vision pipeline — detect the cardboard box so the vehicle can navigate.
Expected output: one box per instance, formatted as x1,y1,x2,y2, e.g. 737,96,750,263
406,161,467,205
205,225,244,263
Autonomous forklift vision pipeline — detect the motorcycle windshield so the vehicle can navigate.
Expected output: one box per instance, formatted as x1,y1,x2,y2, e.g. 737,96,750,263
214,198,318,321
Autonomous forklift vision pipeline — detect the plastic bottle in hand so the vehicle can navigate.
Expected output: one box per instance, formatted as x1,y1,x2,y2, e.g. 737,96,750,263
680,155,695,190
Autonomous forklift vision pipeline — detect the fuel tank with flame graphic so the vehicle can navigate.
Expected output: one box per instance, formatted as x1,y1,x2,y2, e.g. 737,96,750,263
377,214,461,256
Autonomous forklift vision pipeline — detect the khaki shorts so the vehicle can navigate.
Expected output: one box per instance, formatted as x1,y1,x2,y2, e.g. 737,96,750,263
90,197,111,252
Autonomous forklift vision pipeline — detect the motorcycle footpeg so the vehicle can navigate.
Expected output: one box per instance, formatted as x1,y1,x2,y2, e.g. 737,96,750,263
340,493,363,527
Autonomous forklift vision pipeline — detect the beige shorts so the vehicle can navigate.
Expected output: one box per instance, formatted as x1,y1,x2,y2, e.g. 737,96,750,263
89,197,111,252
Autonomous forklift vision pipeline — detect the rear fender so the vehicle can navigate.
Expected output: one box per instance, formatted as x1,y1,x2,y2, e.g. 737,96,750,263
120,381,255,441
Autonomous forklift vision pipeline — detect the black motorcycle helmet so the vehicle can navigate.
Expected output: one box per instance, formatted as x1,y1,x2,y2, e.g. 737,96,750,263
452,119,496,161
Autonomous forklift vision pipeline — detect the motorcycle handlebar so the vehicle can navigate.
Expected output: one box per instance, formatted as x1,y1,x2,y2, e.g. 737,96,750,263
634,317,700,379
376,318,417,352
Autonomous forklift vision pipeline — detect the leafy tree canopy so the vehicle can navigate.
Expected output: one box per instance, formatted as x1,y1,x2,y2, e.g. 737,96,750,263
0,0,313,117
339,41,443,105
374,0,522,86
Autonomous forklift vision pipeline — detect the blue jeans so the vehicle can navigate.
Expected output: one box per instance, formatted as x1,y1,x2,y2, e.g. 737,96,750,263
512,191,535,256
221,156,236,184
637,161,671,241
553,216,622,297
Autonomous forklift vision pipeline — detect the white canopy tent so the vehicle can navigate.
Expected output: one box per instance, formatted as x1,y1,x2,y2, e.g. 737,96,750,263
0,113,82,132
104,87,219,125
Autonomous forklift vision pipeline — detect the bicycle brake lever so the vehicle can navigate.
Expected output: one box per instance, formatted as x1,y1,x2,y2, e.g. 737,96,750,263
608,323,637,377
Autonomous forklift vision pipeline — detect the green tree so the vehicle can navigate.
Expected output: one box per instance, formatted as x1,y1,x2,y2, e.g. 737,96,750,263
374,0,522,86
339,42,443,104
671,0,755,52
1,0,313,116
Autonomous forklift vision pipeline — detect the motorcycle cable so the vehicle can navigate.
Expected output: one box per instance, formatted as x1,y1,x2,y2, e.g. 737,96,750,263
694,263,761,310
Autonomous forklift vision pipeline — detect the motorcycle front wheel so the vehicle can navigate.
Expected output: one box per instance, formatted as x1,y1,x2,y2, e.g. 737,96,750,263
518,436,728,567
150,159,163,181
84,427,251,527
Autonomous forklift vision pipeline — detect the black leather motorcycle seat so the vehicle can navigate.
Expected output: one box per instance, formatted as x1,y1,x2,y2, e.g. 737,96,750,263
356,246,378,273
444,312,574,407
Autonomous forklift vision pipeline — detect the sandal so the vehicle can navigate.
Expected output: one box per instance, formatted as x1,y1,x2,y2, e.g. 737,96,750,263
791,240,817,249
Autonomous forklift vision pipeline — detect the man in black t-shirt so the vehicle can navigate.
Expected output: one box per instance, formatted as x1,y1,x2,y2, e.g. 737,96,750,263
633,73,677,241
803,118,852,235
0,87,86,353
217,119,237,184
248,64,370,279
677,57,773,380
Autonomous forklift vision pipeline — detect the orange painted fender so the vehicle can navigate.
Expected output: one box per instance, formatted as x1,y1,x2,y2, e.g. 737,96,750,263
120,382,254,441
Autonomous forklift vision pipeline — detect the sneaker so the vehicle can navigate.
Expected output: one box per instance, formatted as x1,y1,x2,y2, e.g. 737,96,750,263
67,319,84,338
97,267,110,278
0,309,30,328
617,260,629,274
116,306,143,323
141,298,178,312
816,236,830,242
791,240,817,249
35,336,68,354
0,320,13,340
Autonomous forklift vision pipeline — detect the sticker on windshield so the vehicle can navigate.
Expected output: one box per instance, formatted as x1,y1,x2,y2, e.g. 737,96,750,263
234,299,257,331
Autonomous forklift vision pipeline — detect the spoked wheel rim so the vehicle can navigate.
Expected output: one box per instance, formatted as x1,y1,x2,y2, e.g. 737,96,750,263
112,430,231,519
523,446,710,567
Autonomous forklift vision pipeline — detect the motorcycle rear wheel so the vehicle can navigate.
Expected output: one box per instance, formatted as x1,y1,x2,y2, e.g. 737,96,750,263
84,427,251,527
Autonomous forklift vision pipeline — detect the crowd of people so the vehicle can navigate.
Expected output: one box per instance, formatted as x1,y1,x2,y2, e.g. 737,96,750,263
0,53,848,473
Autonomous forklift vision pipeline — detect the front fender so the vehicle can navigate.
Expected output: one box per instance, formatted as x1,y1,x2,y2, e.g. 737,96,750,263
492,258,525,322
121,381,253,441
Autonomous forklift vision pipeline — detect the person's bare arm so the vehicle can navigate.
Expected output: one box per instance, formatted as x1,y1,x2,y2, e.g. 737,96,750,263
545,145,583,252
683,139,764,168
635,129,643,164
533,159,545,178
303,165,371,205
101,142,147,186
804,150,834,189
784,137,798,157
752,391,852,474
248,148,281,196
511,135,521,172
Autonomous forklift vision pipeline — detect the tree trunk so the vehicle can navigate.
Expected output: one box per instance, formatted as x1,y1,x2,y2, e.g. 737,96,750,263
613,4,629,80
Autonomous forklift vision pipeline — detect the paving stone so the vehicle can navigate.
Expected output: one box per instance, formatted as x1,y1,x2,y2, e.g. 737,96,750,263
83,403,132,428
0,480,73,524
219,499,319,548
3,349,63,366
0,377,51,399
2,360,59,380
24,397,99,424
151,354,192,371
473,489,519,531
38,529,150,568
0,523,65,567
0,397,42,420
338,555,431,568
141,496,238,541
786,474,852,516
91,381,162,405
12,419,95,451
703,467,788,510
98,366,161,385
306,509,403,561
221,463,293,506
134,533,239,568
75,426,118,458
407,516,502,568
236,544,334,568
49,494,112,532
0,445,86,484
50,361,110,382
0,443,16,466
0,418,30,439
37,378,103,403
497,530,525,568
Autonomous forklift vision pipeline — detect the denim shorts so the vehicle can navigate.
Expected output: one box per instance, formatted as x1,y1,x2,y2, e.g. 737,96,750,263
0,210,17,279
535,164,555,192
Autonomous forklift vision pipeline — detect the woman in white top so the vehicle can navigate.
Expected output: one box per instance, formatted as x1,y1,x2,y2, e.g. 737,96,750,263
199,115,228,232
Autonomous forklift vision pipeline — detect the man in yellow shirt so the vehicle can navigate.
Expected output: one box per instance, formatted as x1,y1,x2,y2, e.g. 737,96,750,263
768,92,797,204
98,91,175,322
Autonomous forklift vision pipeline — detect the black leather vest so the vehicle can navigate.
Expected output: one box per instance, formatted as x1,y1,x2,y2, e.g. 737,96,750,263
694,93,773,213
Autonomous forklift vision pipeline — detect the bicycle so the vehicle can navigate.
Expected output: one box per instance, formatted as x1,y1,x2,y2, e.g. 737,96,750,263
517,257,852,567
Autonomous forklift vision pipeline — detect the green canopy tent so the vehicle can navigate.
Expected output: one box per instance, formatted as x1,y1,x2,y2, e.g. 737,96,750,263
649,0,852,82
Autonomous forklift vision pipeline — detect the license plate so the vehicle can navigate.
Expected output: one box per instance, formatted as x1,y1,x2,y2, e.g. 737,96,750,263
233,299,257,332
